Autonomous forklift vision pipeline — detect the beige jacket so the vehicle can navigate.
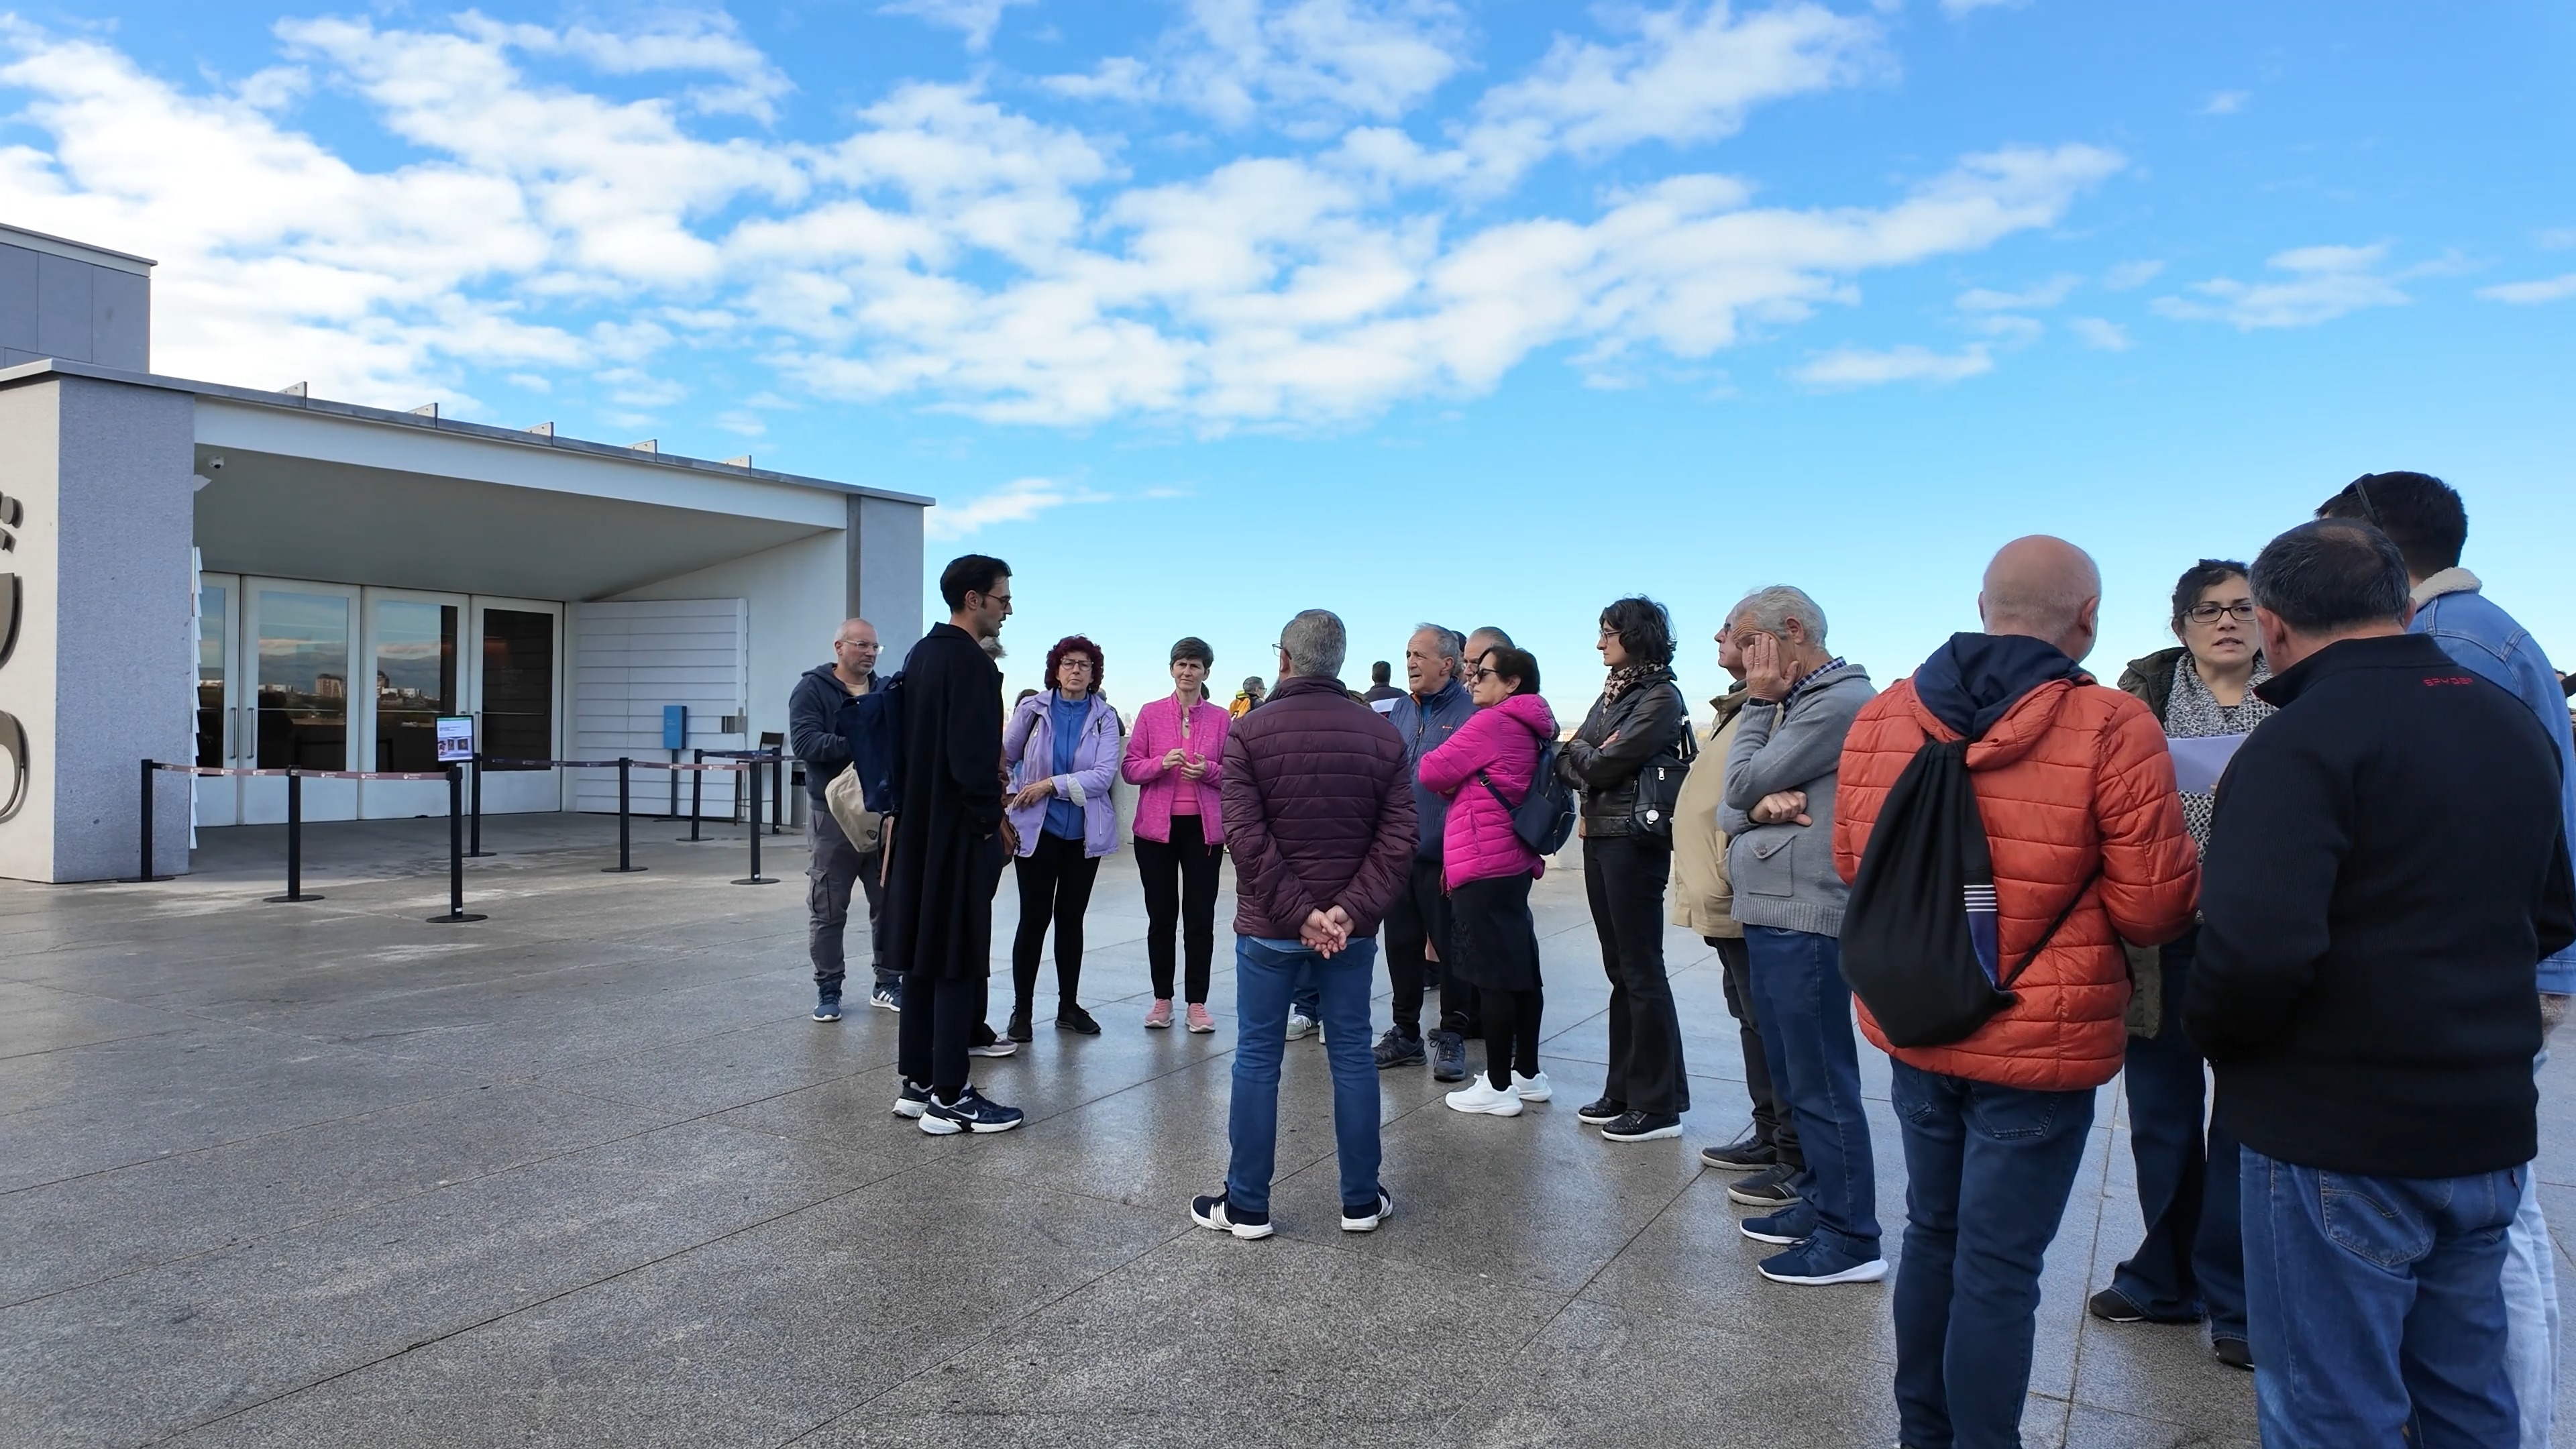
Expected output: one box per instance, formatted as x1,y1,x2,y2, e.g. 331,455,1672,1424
1668,685,1752,938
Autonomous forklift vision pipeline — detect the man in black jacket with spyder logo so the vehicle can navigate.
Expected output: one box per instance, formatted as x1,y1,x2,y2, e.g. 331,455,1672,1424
2188,521,2575,1448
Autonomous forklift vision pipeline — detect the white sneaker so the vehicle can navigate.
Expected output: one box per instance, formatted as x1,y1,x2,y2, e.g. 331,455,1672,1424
1285,1013,1316,1041
1511,1071,1552,1103
1446,1078,1524,1116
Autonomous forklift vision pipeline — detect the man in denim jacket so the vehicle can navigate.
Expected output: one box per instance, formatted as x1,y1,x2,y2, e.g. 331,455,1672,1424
2320,472,2576,1448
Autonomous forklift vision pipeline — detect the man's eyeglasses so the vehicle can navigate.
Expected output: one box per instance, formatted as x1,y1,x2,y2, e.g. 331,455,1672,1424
2186,602,2258,625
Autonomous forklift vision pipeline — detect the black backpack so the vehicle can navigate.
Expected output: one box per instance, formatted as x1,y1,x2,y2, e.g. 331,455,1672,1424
835,671,906,815
1479,738,1578,856
1839,734,2098,1049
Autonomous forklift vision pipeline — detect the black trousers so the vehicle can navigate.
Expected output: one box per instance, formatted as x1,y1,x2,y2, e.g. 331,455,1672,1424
1713,934,1802,1168
898,970,985,1100
1480,987,1545,1090
1583,833,1688,1114
1135,815,1223,1003
1012,831,1102,1014
1386,855,1479,1038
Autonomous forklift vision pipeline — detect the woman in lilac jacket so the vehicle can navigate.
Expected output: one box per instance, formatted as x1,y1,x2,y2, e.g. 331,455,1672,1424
1417,647,1558,1118
1121,637,1230,1033
1002,635,1124,1041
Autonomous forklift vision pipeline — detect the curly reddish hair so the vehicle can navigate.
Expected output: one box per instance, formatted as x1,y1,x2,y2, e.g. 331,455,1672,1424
1044,635,1104,693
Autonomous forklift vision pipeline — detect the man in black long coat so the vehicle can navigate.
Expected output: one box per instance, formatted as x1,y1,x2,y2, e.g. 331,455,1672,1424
884,553,1024,1134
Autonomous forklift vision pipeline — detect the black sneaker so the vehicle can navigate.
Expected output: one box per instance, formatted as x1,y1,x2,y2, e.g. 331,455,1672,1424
1576,1095,1628,1125
1191,1191,1273,1240
920,1085,1024,1135
1372,1027,1426,1070
812,995,843,1023
1727,1162,1801,1208
1340,1189,1395,1233
1698,1130,1774,1171
2212,1336,2254,1371
2088,1287,2147,1324
1430,1030,1468,1083
1056,1005,1102,1036
1006,1010,1034,1043
892,1079,932,1118
1601,1110,1682,1142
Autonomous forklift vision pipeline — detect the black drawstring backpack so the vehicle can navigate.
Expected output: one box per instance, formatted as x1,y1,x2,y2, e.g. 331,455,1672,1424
1839,733,2098,1049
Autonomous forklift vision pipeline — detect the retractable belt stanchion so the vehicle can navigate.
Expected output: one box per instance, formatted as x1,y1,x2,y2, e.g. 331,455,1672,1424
678,749,712,843
770,753,785,835
427,764,487,924
123,757,174,882
733,758,777,885
466,752,494,857
264,771,323,903
602,757,647,873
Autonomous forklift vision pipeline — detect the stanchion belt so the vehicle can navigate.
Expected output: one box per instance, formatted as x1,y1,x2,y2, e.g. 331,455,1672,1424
150,765,453,780
476,757,760,771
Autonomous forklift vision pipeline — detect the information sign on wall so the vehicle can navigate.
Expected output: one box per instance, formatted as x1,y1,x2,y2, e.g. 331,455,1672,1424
435,716,474,763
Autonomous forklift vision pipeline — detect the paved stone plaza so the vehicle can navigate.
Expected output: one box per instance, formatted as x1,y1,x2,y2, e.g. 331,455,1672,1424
8,813,2576,1447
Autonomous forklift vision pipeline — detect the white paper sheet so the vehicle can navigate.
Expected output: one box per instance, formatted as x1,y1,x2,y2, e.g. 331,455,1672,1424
2168,733,2247,794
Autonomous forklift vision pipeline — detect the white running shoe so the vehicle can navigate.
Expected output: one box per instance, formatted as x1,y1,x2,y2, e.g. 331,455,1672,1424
1446,1078,1524,1116
1285,1012,1317,1041
1511,1071,1552,1103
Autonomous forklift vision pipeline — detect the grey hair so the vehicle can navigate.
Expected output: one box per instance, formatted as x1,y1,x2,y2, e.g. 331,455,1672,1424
1410,623,1466,668
1730,586,1828,646
2251,521,2410,633
1281,609,1348,679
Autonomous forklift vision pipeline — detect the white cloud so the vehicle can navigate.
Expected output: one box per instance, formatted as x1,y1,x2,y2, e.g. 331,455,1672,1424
1792,342,1991,387
2538,228,2576,251
2101,258,2163,290
2198,90,2247,116
879,0,1033,53
1955,272,2079,311
2153,244,2409,329
924,476,1108,537
1049,0,1467,126
2066,316,2129,350
468,12,795,120
2477,273,2576,305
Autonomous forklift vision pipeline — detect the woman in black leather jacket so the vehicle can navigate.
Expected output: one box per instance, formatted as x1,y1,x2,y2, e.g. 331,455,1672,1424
1558,595,1693,1142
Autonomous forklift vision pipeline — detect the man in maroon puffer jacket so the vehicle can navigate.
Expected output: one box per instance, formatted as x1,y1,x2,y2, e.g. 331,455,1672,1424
1191,608,1417,1241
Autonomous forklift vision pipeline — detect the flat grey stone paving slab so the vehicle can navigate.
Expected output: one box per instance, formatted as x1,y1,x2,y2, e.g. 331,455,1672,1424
2,812,2569,1446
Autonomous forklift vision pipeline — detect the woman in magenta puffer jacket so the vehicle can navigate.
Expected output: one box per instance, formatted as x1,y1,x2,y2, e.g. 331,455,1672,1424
1417,646,1558,1118
1120,637,1230,1034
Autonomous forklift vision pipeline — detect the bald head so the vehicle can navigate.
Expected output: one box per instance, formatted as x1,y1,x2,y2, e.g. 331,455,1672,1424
1980,536,2102,662
832,617,881,686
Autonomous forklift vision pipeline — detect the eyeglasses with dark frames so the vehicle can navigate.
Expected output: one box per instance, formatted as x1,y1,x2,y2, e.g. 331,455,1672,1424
2186,602,2259,625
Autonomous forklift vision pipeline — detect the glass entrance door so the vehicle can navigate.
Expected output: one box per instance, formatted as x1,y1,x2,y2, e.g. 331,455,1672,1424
473,598,562,813
239,578,361,824
195,571,241,828
360,590,464,819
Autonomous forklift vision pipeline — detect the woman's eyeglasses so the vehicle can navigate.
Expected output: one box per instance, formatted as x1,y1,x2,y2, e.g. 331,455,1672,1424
2186,602,2258,625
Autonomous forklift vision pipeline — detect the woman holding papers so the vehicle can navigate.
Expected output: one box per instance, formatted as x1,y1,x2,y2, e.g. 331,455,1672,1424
2092,559,2279,1371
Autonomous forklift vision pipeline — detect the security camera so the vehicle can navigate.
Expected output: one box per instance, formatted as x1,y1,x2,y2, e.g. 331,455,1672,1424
207,456,224,471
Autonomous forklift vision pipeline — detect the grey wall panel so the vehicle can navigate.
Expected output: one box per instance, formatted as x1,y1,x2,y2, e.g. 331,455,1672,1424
91,270,148,372
849,494,924,661
0,246,36,354
32,255,94,363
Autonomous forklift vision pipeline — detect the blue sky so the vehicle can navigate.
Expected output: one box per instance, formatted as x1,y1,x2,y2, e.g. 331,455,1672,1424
5,1,2572,720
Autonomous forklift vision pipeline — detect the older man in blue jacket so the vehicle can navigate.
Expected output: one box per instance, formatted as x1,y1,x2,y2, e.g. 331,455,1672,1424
2320,472,2576,1448
1371,623,1481,1081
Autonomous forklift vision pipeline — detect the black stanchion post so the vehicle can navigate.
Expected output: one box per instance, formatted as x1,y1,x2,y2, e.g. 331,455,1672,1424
123,757,174,882
770,751,784,835
667,748,682,820
602,756,647,873
265,771,323,902
466,751,494,857
678,750,709,842
428,763,487,924
733,762,777,885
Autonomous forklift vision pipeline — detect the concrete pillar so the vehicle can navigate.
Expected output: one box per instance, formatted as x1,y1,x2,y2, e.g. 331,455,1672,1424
847,493,924,663
0,373,197,881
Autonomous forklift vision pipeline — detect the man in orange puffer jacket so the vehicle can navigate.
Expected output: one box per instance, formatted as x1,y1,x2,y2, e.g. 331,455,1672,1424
1835,537,2198,1449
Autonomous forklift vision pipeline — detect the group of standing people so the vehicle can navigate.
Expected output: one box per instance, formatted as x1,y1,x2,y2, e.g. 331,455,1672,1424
796,466,2575,1449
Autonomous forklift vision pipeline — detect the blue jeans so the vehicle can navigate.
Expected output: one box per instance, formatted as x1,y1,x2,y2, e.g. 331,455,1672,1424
1890,1063,2096,1449
2110,929,2247,1338
2242,1147,2520,1449
1746,926,1878,1257
1226,936,1383,1218
2504,1051,2557,1448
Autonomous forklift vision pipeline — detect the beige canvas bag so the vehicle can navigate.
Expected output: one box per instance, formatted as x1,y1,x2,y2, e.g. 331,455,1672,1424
824,763,884,852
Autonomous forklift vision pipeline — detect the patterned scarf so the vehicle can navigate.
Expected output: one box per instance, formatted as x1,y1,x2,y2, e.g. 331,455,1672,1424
2163,653,2275,858
1602,661,1673,701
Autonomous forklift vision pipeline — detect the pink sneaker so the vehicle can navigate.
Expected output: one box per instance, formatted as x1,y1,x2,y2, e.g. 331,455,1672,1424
1185,1004,1217,1034
1144,999,1175,1030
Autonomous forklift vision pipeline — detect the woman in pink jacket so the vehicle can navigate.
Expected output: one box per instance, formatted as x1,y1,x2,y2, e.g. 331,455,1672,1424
1417,646,1558,1117
1120,637,1230,1032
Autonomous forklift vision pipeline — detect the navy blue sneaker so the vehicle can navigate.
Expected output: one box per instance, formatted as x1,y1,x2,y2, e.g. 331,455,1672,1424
892,1079,931,1118
812,995,843,1023
1191,1192,1274,1240
1340,1189,1395,1233
1756,1238,1888,1286
920,1085,1024,1135
1740,1203,1817,1246
869,981,901,1012
1430,1030,1468,1083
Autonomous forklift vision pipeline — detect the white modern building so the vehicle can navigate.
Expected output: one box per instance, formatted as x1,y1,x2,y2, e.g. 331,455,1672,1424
0,223,930,883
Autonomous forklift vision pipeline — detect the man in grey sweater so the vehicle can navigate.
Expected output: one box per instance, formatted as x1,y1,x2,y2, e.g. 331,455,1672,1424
1719,584,1885,1287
